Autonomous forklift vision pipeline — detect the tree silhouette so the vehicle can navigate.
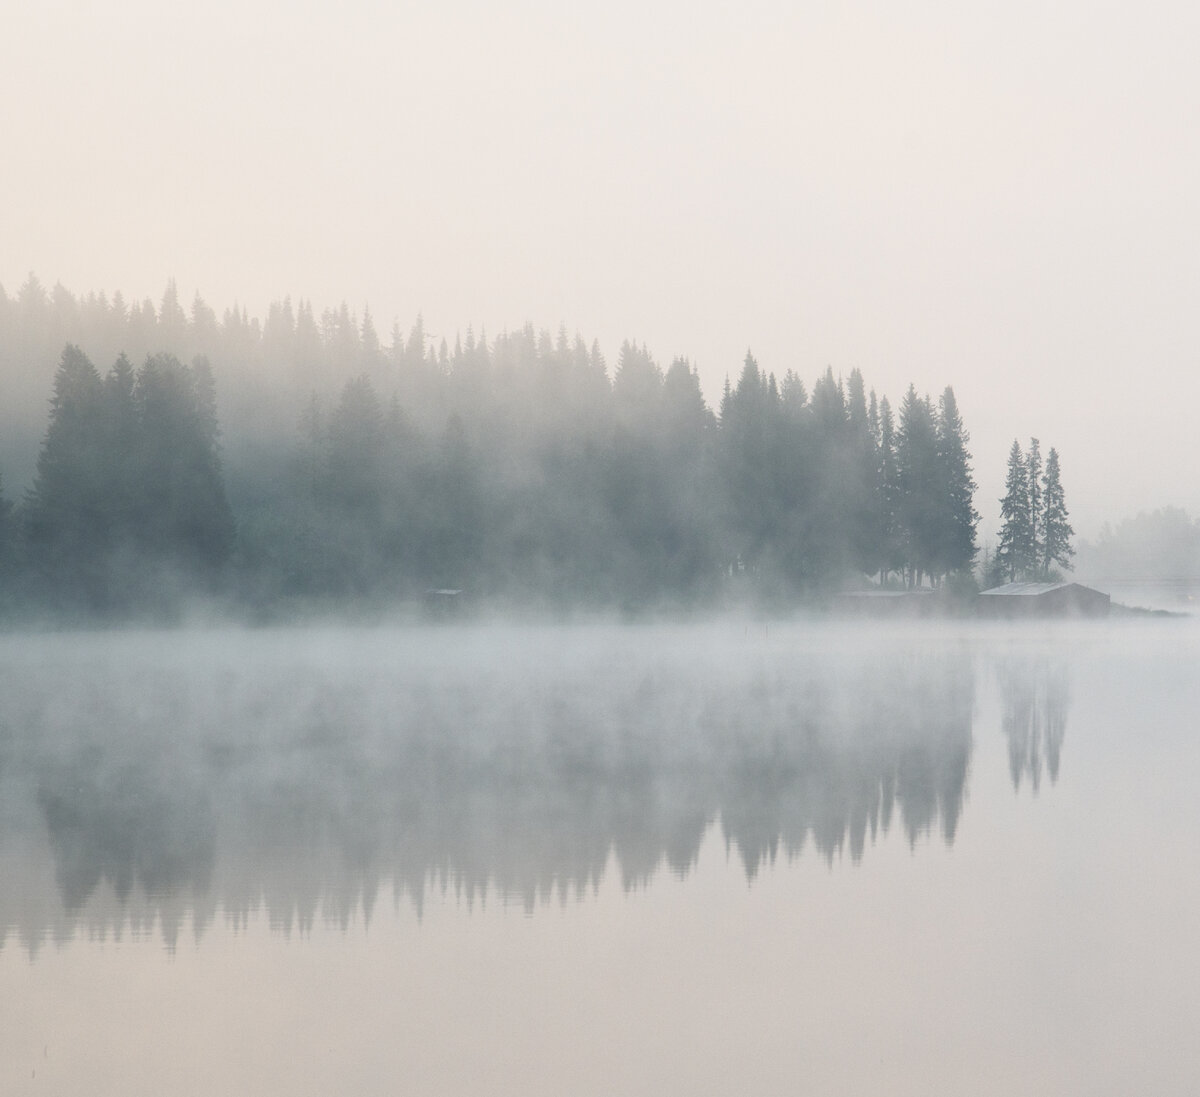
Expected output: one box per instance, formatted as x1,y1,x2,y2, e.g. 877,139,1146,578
996,439,1034,582
1040,447,1074,577
1,282,1005,612
23,347,233,612
934,386,979,580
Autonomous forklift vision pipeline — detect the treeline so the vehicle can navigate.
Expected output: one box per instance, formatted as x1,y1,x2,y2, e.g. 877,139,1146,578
0,277,983,616
1075,507,1200,586
246,347,979,607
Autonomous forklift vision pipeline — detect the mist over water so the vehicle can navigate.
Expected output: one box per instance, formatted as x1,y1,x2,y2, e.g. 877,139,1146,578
7,4,1200,1090
3,620,1199,1096
1,623,977,951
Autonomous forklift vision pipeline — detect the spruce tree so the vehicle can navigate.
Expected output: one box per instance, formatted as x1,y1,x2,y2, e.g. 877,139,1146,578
805,367,852,583
1041,447,1074,576
1026,438,1043,573
934,386,979,579
101,353,138,544
877,396,902,584
896,386,939,586
996,439,1033,582
25,345,109,604
845,368,879,574
132,353,235,574
612,340,663,429
158,279,188,347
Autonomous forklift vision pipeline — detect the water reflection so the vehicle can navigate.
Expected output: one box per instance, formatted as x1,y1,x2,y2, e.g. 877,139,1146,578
0,631,1060,953
996,657,1069,792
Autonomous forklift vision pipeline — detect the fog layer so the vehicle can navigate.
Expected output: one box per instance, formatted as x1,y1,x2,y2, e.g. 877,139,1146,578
0,623,999,953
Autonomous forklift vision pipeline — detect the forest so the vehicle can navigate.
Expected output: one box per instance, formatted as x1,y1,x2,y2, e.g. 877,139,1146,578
0,276,993,618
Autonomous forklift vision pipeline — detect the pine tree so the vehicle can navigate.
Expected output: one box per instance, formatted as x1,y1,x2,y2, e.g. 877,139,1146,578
190,292,220,356
132,353,235,573
1041,447,1074,576
877,396,902,583
845,368,879,574
159,279,188,348
811,366,847,433
896,386,939,586
719,375,733,424
612,340,663,427
25,346,109,603
779,370,807,418
1026,438,1043,573
102,353,138,539
934,386,979,579
996,439,1033,582
361,306,380,364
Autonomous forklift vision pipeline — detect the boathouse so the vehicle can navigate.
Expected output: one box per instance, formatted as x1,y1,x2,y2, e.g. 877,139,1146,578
977,581,1110,618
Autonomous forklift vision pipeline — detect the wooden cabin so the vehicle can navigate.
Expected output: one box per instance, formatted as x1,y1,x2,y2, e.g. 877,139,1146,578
977,581,1110,618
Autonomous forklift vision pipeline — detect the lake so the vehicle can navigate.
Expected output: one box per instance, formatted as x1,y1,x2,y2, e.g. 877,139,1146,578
1,621,1198,1095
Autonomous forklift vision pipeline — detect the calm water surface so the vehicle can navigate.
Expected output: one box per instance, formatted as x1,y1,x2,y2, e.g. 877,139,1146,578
1,621,1198,1095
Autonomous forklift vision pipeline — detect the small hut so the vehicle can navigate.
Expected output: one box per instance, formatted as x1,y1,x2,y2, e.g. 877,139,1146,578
977,581,1110,618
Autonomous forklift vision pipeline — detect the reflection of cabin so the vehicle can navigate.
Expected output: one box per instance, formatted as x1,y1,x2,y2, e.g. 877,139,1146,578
978,581,1110,618
833,590,938,617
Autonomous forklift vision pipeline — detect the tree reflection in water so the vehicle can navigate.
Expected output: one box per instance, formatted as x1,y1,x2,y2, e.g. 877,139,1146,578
0,631,1068,953
996,657,1070,792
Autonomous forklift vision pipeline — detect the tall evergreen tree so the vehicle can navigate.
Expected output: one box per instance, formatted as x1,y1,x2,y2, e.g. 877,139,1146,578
25,345,109,604
779,370,807,418
1026,438,1043,571
934,386,979,579
896,386,939,586
1040,447,1074,576
845,368,880,574
131,353,235,574
612,340,663,427
996,439,1033,582
877,396,902,584
101,353,138,541
159,279,188,347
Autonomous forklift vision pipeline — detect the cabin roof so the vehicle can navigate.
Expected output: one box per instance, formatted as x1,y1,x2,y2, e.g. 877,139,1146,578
979,581,1080,597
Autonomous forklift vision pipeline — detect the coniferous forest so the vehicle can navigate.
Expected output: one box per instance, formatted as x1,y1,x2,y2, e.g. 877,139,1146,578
0,277,1002,619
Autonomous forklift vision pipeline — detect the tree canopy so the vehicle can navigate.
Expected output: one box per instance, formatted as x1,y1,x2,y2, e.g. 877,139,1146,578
0,279,1001,616
23,345,233,613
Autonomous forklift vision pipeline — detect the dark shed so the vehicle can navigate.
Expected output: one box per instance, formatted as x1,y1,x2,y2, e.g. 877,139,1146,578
977,581,1110,618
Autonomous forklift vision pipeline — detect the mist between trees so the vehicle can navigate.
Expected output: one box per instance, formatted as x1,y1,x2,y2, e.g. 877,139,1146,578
0,277,1069,619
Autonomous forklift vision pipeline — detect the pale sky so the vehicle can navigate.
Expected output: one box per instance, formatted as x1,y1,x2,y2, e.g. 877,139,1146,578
3,1,1199,536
